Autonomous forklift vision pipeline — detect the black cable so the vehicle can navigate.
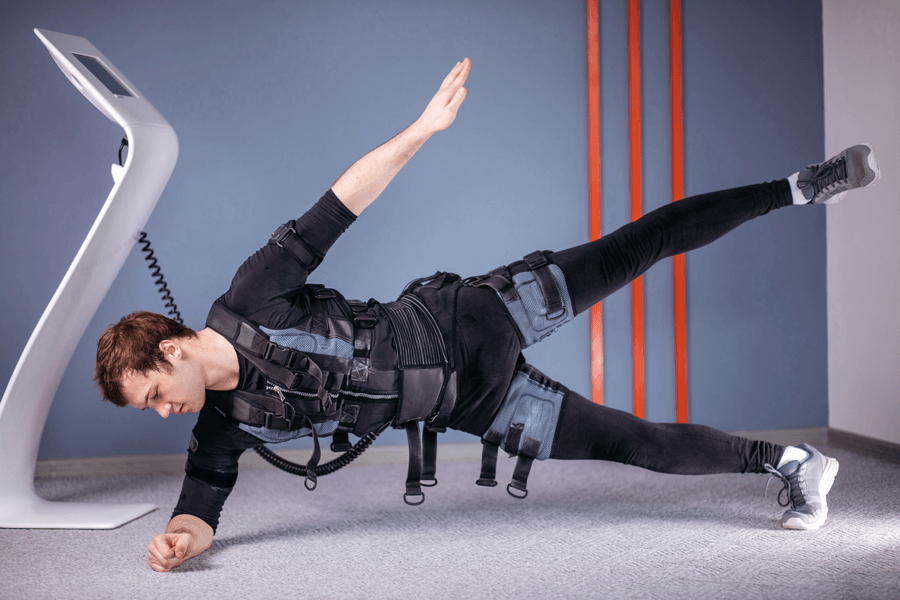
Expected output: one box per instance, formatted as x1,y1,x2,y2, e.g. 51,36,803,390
137,232,184,325
124,136,377,481
254,431,380,477
118,136,128,167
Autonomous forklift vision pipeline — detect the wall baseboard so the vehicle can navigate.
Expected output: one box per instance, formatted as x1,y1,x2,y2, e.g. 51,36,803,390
728,427,828,448
32,427,898,480
826,427,900,465
34,442,484,480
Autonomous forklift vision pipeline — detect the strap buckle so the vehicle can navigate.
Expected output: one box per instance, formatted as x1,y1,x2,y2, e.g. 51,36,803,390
353,314,377,328
314,288,336,299
349,301,377,328
281,401,296,429
263,402,297,429
272,225,297,247
261,342,277,361
403,490,425,506
523,251,549,270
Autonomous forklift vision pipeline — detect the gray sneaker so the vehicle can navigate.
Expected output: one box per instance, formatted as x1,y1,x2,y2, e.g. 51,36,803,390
764,443,839,530
797,143,880,204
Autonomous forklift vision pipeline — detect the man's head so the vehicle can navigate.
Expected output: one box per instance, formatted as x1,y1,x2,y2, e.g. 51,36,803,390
95,311,199,412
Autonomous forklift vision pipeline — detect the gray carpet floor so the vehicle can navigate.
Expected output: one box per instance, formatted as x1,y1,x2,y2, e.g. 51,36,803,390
3,444,900,600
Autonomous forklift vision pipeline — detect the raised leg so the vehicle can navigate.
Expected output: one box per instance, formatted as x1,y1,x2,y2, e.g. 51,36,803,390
549,178,793,315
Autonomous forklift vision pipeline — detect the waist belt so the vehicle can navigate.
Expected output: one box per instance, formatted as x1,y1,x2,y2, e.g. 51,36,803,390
383,283,460,505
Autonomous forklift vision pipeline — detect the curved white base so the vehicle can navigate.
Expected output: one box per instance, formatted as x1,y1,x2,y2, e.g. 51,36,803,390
0,493,156,529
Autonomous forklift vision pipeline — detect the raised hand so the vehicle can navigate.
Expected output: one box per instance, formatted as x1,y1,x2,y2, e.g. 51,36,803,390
417,57,471,134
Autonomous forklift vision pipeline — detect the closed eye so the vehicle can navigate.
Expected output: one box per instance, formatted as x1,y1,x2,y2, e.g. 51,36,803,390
141,389,158,411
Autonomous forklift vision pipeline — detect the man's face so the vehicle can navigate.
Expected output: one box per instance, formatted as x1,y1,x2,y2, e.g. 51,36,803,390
120,340,206,417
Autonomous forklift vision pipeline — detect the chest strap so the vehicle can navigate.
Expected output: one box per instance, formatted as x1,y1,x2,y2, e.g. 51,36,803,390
206,302,330,406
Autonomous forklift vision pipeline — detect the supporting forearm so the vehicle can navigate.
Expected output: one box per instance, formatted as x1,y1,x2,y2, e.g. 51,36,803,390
331,119,433,216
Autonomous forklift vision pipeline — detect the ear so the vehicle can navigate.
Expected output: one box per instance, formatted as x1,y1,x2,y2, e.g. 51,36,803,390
158,339,182,360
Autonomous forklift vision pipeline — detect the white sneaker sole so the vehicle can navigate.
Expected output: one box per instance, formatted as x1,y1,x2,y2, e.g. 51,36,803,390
782,457,839,530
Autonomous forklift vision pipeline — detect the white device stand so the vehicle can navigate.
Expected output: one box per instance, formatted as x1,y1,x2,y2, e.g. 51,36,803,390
0,29,178,528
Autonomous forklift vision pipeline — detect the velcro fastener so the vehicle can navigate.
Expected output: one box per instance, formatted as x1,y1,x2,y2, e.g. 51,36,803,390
504,422,524,455
186,460,238,489
523,251,564,316
270,224,321,269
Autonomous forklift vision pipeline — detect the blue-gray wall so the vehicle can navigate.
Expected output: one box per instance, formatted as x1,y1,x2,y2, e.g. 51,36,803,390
0,0,825,461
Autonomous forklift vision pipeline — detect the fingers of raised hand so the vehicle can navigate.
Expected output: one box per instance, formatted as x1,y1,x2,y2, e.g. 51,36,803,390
440,62,461,88
441,58,470,89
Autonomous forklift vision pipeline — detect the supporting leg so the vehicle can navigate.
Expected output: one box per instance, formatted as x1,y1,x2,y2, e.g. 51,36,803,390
550,390,783,475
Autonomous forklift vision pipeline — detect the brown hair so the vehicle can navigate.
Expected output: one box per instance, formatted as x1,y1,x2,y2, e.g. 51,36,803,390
95,311,197,407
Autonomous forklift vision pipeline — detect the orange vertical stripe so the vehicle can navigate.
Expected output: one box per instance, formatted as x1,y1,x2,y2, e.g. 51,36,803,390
586,0,603,405
628,0,645,419
669,0,688,423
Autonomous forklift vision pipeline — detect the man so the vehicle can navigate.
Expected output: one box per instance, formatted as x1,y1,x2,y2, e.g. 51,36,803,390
94,58,879,572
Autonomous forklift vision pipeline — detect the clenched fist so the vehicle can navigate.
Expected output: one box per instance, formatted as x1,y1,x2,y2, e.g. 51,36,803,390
148,532,192,572
417,58,471,134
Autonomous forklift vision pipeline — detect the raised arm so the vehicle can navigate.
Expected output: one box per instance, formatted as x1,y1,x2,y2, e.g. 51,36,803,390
332,57,471,216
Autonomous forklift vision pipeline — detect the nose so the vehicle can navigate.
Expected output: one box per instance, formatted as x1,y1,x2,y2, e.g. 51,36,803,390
157,404,171,418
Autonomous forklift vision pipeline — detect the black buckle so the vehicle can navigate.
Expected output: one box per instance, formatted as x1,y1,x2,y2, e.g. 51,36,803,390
273,226,296,247
353,314,377,328
507,483,528,499
260,341,301,369
285,350,303,370
403,491,425,506
314,288,336,299
523,251,548,270
262,403,295,429
488,265,512,279
282,402,295,429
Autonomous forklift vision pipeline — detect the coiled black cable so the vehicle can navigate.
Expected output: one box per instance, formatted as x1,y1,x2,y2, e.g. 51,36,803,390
254,431,380,477
137,232,183,324
121,135,378,480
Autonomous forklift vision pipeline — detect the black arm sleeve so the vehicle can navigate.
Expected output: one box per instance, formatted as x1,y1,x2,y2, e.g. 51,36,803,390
171,402,262,534
219,189,357,320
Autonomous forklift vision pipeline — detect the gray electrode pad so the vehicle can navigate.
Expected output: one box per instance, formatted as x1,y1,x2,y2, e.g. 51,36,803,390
483,364,567,461
501,265,575,348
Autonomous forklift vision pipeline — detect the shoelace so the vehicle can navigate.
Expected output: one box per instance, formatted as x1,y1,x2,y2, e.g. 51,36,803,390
797,156,848,197
763,463,805,509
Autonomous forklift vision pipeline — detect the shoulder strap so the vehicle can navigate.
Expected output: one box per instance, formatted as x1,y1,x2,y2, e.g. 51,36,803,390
206,302,330,407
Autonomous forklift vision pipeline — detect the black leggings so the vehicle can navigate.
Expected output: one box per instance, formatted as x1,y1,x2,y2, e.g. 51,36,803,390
539,178,794,474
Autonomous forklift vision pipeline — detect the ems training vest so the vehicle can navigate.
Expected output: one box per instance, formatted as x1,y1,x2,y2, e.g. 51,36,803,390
205,218,573,503
205,271,461,504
